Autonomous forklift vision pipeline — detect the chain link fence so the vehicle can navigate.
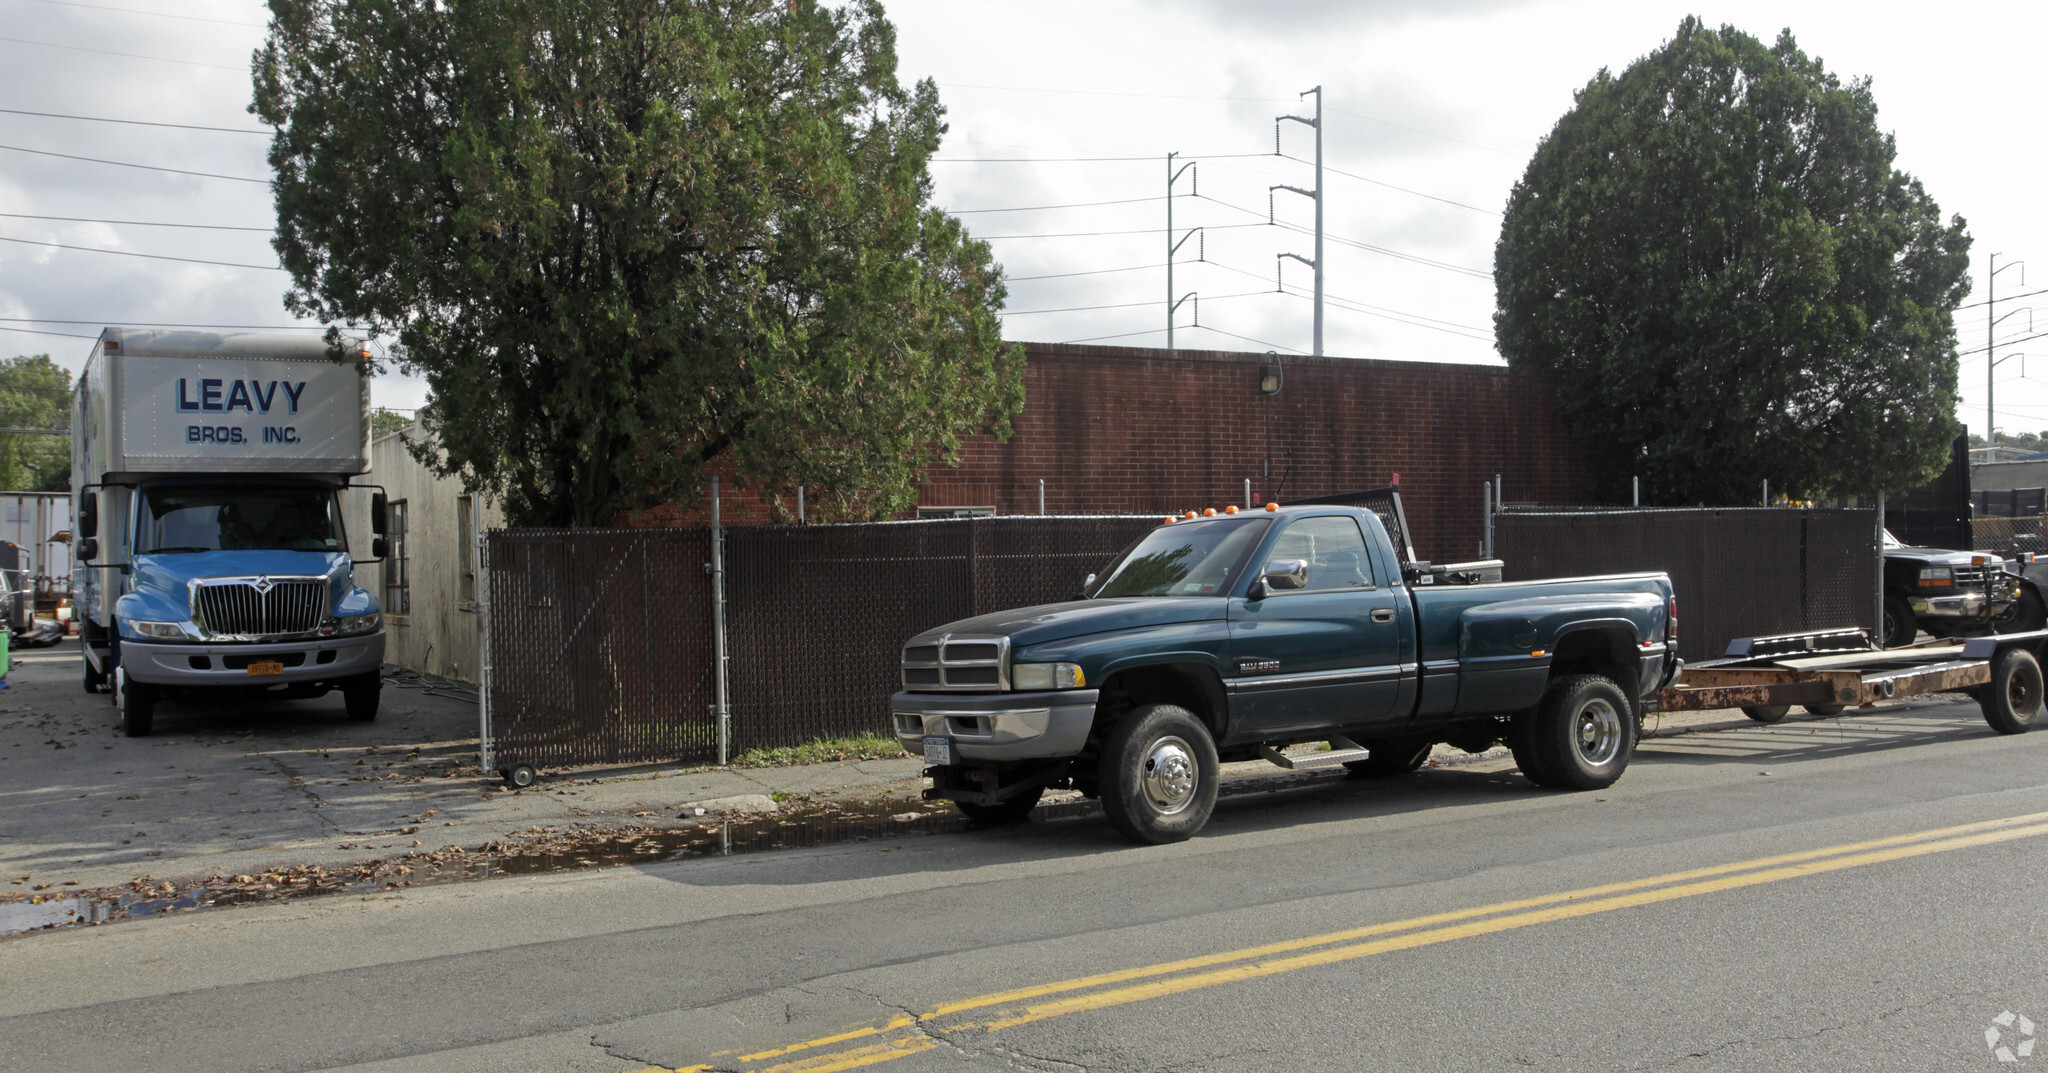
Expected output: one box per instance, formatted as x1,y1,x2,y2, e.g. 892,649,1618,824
486,516,1154,770
1496,508,1877,664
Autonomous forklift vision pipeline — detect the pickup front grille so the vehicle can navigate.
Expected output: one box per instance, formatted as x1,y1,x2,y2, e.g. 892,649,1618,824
1953,565,1989,588
193,577,328,638
902,635,1010,692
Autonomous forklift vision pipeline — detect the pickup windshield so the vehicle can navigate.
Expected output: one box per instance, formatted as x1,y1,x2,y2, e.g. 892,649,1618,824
1094,517,1271,598
139,485,345,554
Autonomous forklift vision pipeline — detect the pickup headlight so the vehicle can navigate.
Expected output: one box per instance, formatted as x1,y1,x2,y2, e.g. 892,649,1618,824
332,613,381,636
130,620,191,641
1918,567,1952,587
1012,661,1085,691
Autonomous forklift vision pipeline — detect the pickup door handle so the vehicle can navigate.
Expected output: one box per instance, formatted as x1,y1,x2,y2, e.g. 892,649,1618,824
1370,608,1396,623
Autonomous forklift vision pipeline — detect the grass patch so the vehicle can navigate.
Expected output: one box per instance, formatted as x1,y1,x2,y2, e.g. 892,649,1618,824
730,732,907,769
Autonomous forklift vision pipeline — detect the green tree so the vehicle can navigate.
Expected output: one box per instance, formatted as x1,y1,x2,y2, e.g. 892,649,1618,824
1494,18,1971,504
371,408,413,440
0,354,72,491
255,0,1022,527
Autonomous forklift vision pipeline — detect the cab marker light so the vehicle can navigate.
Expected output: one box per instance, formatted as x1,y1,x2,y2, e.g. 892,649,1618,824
1183,511,1198,520
1202,507,1217,516
1224,505,1239,514
1265,502,1279,512
1161,516,1175,525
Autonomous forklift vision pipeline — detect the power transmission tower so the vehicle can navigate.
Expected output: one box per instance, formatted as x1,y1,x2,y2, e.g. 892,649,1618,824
1988,252,2028,448
1166,152,1200,355
1271,86,1323,356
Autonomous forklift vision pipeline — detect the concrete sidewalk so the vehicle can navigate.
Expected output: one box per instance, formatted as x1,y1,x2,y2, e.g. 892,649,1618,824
0,636,1969,899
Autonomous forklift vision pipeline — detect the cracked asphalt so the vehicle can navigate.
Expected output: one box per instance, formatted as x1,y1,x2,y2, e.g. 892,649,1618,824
6,640,2048,1071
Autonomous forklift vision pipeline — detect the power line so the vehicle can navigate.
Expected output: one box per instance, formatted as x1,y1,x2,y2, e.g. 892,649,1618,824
934,152,1275,164
28,0,266,27
1186,324,1306,354
977,221,1268,241
1052,327,1171,345
1959,285,2048,312
0,211,271,232
1280,153,1501,215
0,233,282,271
0,34,245,70
1193,192,1494,279
0,325,98,341
0,106,268,135
949,195,1165,214
1005,262,1164,282
1198,254,1493,339
0,317,321,329
0,142,269,183
1000,289,1275,317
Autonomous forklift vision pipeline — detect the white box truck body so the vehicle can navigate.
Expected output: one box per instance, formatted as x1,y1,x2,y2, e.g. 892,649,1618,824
71,328,388,735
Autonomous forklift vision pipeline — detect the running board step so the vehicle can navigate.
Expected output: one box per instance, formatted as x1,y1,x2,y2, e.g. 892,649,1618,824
1259,736,1369,771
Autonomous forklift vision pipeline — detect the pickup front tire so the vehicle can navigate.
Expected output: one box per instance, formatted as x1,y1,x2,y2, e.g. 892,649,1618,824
1513,674,1635,791
1098,703,1218,844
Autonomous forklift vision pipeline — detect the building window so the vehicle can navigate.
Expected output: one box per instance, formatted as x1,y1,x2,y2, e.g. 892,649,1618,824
384,499,409,615
457,493,477,610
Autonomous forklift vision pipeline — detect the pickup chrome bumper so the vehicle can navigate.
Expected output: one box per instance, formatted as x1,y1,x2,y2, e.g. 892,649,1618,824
890,689,1100,762
1911,592,1993,619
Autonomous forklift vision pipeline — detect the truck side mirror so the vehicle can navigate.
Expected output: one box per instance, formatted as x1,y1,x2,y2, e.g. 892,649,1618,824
78,537,98,562
78,492,97,539
371,492,388,536
1262,559,1309,591
372,537,389,559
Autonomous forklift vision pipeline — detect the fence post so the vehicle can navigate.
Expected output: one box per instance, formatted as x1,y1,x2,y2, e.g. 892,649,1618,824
712,476,731,765
1874,490,1885,646
1633,475,1640,507
1038,478,1046,516
1244,477,1252,509
1483,481,1494,559
477,528,493,775
797,485,805,525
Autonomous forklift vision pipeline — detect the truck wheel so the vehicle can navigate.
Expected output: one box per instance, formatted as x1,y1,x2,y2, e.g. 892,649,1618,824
1881,595,1916,649
1525,674,1635,791
1097,703,1218,844
1741,705,1790,723
1995,587,2048,635
1981,648,2044,735
118,670,155,738
1343,737,1432,778
957,785,1044,826
342,672,381,721
1804,704,1846,716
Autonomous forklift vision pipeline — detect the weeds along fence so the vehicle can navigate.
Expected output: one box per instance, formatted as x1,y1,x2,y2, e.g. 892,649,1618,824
1495,508,1878,665
482,516,1156,773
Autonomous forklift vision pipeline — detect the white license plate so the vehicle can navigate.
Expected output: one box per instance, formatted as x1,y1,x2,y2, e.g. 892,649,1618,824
923,736,951,766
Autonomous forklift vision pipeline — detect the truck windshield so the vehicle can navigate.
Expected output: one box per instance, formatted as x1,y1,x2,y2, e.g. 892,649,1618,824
139,486,345,554
1093,517,1271,598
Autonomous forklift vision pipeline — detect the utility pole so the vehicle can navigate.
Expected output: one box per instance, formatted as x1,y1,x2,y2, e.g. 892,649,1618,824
1271,86,1323,355
1988,253,2028,452
1166,152,1201,356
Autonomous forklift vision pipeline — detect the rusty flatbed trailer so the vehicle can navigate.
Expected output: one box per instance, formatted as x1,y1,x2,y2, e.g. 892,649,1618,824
1649,627,2048,735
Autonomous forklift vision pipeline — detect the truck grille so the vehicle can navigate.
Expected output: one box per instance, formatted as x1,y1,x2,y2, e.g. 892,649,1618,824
901,635,1009,691
193,577,328,638
1954,565,1989,588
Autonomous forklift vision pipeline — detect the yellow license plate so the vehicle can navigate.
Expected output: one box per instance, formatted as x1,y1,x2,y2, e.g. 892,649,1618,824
247,661,285,677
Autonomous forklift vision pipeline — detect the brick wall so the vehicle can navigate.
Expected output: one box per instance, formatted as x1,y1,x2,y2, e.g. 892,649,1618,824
915,343,1589,563
623,342,1591,562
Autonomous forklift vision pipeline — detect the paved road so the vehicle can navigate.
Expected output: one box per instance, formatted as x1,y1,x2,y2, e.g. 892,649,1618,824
5,691,2045,1072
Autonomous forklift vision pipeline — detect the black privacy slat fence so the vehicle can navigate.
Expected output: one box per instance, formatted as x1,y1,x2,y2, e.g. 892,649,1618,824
1495,508,1878,665
485,517,1155,770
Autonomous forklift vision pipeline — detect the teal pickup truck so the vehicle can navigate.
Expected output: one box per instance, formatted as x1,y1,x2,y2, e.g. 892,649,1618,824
892,502,1680,843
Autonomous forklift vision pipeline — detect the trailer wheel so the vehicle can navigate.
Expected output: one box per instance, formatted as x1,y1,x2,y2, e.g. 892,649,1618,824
1097,703,1218,844
504,764,538,789
957,785,1044,826
1881,595,1916,649
1981,648,2044,735
1995,586,2048,635
1804,703,1846,716
1343,737,1433,778
1742,705,1791,723
1525,674,1635,791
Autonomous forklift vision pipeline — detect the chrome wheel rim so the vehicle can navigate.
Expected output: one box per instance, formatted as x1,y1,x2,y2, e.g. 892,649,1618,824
1142,735,1198,814
1574,698,1623,767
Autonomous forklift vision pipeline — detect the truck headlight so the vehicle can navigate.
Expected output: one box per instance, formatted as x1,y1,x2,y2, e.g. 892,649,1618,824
131,620,190,640
333,613,381,636
1918,568,1952,587
1012,661,1085,691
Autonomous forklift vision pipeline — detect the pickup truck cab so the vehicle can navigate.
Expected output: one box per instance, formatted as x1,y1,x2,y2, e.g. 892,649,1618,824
1881,529,2042,646
892,503,1680,843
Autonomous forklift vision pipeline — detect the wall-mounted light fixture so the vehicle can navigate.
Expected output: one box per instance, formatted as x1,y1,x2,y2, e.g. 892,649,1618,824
1259,363,1283,395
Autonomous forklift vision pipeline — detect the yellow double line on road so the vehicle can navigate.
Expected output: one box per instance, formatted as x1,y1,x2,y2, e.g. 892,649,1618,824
651,810,2048,1073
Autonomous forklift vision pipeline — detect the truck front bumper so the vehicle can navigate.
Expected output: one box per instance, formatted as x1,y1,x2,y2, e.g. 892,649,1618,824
890,689,1101,762
119,633,385,687
1911,592,1993,619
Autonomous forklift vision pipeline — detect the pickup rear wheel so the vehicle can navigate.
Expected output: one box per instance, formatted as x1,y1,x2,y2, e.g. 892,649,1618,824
1097,703,1218,844
1343,737,1432,778
1981,647,2044,735
1522,674,1635,791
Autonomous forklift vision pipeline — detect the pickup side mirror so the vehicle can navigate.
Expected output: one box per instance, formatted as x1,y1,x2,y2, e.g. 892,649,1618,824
78,537,98,562
370,492,389,536
1262,559,1309,592
78,491,97,539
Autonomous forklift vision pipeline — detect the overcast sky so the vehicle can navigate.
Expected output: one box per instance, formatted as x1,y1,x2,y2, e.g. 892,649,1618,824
1,0,2042,441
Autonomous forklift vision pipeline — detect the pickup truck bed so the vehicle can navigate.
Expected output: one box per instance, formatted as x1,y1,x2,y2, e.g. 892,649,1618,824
891,502,1680,843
